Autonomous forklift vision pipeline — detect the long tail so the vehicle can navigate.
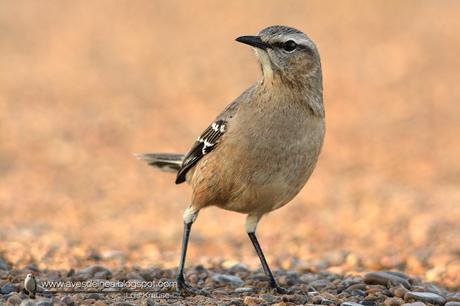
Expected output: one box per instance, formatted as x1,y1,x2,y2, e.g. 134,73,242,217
134,153,184,173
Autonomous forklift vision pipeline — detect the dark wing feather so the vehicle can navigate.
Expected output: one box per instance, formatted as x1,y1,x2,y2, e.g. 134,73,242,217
175,120,227,184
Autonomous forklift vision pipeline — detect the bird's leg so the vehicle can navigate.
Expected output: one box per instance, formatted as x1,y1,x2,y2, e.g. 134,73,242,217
176,221,192,291
246,215,288,294
176,205,207,296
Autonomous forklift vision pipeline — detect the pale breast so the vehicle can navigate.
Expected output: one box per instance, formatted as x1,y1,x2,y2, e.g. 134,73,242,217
191,96,325,215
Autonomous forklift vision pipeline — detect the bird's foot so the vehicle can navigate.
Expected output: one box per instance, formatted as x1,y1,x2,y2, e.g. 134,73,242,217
274,286,289,294
176,276,209,296
269,282,293,294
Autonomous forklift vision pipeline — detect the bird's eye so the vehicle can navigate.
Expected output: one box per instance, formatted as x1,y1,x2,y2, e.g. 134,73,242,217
282,40,297,52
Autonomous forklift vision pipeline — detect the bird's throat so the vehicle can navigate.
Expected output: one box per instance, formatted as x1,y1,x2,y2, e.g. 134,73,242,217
255,49,274,85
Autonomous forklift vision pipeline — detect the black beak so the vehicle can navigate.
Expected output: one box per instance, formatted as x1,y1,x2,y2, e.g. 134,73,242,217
235,36,269,50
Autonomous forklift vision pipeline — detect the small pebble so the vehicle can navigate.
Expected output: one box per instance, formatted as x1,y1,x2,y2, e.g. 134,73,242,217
101,250,125,260
341,302,365,306
227,263,250,272
261,293,276,302
212,274,244,287
0,257,9,270
86,292,104,300
94,269,112,279
415,283,447,296
234,287,253,293
447,293,460,302
229,298,244,306
1,283,17,295
278,271,299,286
404,292,446,305
248,273,269,281
309,279,331,290
214,289,229,295
243,296,265,305
346,284,367,291
76,265,111,278
351,289,366,297
60,295,75,305
34,300,53,306
24,264,39,272
126,272,144,280
6,293,22,305
390,285,410,298
384,297,404,306
364,272,411,289
282,294,308,304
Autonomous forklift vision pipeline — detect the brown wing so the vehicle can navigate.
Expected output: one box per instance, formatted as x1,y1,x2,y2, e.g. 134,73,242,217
175,120,227,184
175,86,254,184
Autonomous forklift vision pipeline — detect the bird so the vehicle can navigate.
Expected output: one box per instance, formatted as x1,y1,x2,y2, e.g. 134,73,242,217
24,273,37,298
136,25,325,295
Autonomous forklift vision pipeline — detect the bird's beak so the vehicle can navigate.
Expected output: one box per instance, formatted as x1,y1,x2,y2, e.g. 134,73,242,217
235,36,269,50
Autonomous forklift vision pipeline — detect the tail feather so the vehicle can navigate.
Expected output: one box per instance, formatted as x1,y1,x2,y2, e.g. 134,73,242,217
134,153,184,173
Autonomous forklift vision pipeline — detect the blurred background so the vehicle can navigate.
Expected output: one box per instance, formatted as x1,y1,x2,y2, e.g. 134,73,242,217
0,0,459,289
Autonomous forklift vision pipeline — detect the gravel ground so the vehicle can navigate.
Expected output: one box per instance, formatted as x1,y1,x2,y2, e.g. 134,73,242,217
1,262,459,306
1,2,460,305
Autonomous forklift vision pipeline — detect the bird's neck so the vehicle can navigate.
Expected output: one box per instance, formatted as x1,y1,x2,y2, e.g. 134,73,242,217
259,70,324,118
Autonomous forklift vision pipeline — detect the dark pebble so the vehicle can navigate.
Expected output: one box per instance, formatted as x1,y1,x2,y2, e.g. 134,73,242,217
278,271,300,286
60,295,75,305
248,273,269,281
212,274,244,287
6,293,21,306
447,293,460,302
34,300,54,306
228,298,244,306
24,263,39,272
351,290,366,297
1,283,17,294
86,292,104,300
404,291,446,305
310,279,331,290
234,287,253,293
361,301,378,306
364,272,411,289
0,257,9,270
76,265,111,278
260,293,276,302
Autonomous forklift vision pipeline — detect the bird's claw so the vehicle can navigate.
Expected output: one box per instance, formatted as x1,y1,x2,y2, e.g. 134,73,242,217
270,284,292,294
176,277,209,296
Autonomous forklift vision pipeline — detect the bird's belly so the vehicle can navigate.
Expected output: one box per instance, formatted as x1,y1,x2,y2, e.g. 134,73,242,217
227,145,320,213
200,122,323,214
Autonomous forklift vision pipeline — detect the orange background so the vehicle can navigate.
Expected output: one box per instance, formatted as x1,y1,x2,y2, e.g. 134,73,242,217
0,1,458,289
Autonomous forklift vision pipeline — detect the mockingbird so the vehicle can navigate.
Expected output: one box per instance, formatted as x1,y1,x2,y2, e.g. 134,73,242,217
136,25,325,295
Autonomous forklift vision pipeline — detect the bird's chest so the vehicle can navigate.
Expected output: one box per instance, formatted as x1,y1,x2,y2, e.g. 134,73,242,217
228,102,324,182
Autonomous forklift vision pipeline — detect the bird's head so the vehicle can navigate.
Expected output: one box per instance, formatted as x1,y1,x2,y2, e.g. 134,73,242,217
236,25,321,87
26,273,35,280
